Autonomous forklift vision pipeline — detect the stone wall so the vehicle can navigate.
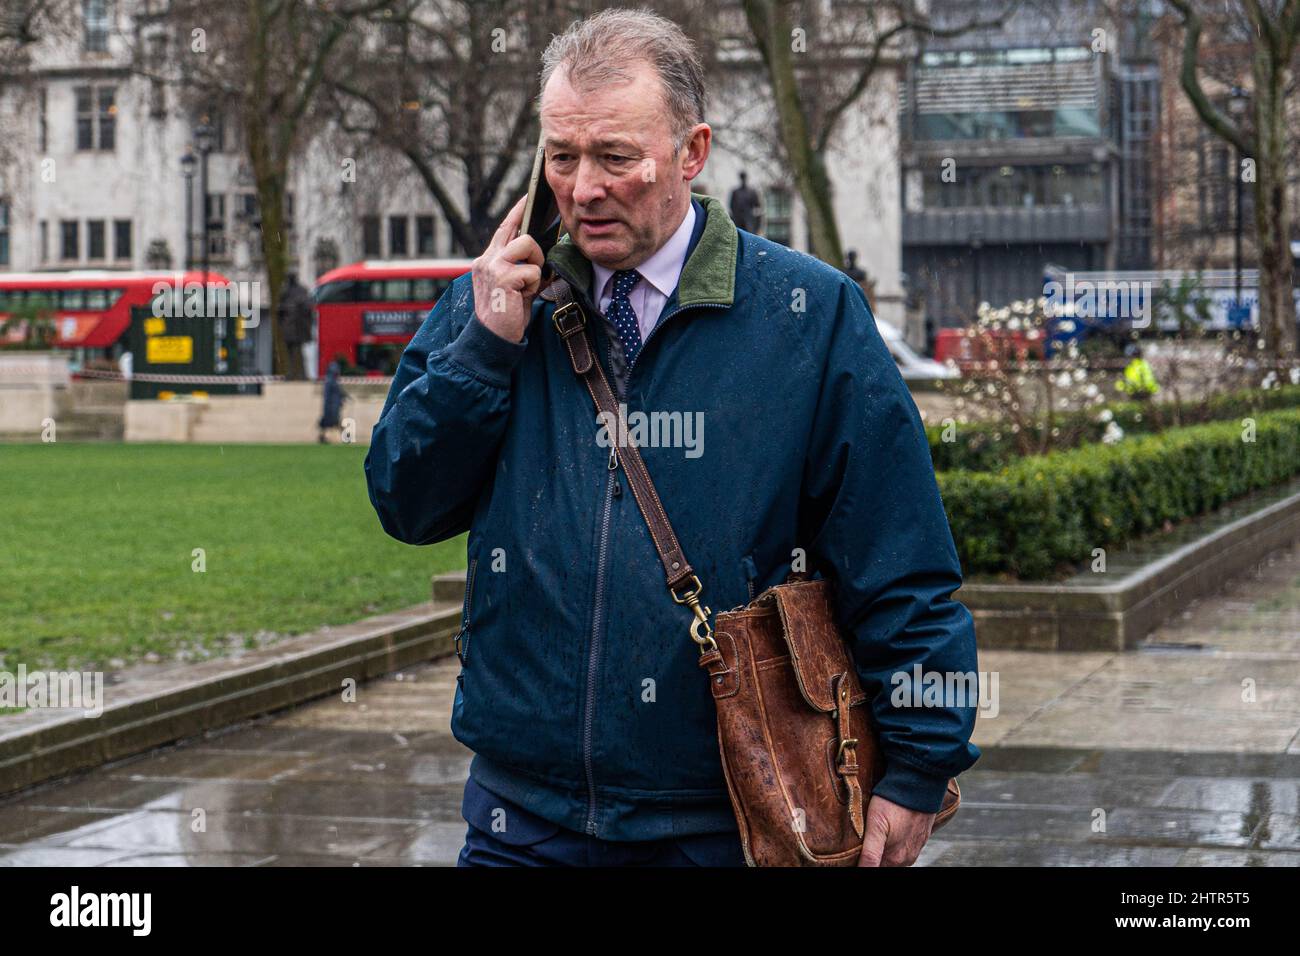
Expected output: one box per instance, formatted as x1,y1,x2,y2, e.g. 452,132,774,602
125,381,388,444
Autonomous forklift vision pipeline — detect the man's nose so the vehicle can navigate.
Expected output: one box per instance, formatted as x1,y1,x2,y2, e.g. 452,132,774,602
572,156,608,206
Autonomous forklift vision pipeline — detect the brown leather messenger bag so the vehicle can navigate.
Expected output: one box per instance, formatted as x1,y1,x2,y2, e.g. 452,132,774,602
543,277,960,866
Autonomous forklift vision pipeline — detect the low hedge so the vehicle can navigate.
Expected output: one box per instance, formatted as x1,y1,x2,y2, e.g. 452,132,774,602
928,384,1300,472
939,408,1300,580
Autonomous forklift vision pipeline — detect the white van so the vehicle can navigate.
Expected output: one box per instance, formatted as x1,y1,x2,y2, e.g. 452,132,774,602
875,318,959,381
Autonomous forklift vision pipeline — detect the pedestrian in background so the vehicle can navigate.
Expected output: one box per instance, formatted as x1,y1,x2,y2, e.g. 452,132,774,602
318,360,349,443
1117,342,1159,399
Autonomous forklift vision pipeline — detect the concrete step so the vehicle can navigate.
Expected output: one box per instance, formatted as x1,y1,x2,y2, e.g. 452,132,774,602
68,380,128,402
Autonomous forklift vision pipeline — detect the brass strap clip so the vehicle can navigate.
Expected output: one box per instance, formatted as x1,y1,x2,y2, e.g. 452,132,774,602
670,574,717,653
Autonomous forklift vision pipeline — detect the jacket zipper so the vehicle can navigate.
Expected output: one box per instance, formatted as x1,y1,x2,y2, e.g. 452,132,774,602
455,556,478,671
550,261,727,837
559,268,616,837
583,455,617,834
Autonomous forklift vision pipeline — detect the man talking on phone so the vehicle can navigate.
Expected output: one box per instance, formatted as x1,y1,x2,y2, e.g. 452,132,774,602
365,8,979,868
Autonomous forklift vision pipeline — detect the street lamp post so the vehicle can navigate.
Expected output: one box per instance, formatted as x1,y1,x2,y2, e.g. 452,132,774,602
194,120,215,295
1228,87,1249,327
180,148,196,271
970,229,984,316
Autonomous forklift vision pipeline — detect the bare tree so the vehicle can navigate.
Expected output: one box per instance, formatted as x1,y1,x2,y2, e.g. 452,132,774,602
0,0,78,169
1166,0,1300,359
136,0,402,379
325,0,715,256
736,0,1018,271
322,0,579,255
0,0,72,60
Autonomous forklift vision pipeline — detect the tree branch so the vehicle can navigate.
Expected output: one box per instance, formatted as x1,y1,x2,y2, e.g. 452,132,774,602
1167,0,1253,155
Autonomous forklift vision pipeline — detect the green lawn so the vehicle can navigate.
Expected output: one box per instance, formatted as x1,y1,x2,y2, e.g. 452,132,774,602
0,443,466,671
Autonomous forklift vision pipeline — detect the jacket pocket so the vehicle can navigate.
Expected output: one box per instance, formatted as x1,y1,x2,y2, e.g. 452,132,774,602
455,557,479,668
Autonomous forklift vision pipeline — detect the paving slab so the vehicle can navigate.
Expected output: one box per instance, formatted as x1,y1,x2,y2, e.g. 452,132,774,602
2,541,1300,866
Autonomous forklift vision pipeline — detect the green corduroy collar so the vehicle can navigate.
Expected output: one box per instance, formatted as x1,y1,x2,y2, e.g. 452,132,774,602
546,192,737,308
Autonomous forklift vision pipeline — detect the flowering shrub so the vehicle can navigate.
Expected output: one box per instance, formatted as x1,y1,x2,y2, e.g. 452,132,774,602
928,384,1300,471
931,291,1300,470
936,298,1118,460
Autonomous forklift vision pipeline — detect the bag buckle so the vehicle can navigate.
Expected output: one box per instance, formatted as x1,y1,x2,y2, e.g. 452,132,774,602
671,574,717,653
551,300,584,337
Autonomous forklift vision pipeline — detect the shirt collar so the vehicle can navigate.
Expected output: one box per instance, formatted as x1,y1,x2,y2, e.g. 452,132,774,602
593,201,697,301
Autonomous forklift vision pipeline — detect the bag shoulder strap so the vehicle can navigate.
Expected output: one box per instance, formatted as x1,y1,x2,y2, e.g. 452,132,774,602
543,276,716,651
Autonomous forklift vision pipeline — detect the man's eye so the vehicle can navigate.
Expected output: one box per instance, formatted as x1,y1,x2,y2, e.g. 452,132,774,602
605,155,629,164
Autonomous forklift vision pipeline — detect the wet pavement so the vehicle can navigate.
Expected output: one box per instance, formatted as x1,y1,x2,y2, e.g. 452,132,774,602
3,547,1300,866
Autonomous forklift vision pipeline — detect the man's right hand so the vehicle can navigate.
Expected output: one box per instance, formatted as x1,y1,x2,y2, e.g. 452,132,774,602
472,195,545,343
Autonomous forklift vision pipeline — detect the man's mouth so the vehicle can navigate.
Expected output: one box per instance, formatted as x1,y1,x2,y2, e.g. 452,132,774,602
579,217,622,234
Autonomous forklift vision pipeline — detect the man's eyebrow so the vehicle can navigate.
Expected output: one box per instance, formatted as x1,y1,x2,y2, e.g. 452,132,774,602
544,136,641,152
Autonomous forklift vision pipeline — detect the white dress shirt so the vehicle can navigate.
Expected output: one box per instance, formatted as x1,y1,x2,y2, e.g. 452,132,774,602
592,202,696,343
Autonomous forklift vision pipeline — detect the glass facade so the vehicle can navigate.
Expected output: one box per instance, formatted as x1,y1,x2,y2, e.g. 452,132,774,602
921,163,1105,209
915,107,1100,141
910,46,1101,142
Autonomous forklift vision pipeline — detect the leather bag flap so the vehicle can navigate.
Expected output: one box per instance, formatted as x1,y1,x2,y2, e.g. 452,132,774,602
768,580,860,714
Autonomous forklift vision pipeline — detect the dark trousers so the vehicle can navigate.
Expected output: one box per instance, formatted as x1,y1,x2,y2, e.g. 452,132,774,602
455,775,746,867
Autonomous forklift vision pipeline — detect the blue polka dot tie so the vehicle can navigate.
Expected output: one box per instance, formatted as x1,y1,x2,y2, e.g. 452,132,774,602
605,268,643,368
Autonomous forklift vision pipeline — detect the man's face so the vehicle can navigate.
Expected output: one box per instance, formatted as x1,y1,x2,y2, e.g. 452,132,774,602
540,60,708,270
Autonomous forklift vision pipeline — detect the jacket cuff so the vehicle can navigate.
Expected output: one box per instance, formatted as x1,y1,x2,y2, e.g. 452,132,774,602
442,313,528,388
872,759,951,815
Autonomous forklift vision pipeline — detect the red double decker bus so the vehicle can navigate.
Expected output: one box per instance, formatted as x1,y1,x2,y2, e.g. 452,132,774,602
313,259,473,377
0,269,233,362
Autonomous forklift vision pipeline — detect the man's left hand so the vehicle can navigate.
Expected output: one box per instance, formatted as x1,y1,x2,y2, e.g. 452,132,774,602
857,794,935,867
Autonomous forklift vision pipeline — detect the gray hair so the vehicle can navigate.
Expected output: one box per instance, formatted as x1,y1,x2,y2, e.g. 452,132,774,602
538,8,706,151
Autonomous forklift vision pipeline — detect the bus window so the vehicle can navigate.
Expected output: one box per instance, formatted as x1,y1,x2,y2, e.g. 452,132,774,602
315,280,357,304
85,288,111,310
381,279,411,301
356,343,404,375
60,288,87,310
412,278,452,302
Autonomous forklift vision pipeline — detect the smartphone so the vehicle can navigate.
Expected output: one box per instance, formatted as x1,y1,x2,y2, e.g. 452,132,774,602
521,133,561,266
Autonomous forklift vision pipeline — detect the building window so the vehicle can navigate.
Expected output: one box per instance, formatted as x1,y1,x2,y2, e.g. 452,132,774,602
75,85,116,150
764,187,792,246
389,215,408,256
416,215,435,255
362,216,380,257
83,0,110,53
75,87,93,149
1198,138,1231,228
114,219,131,260
236,192,260,232
0,201,9,266
88,220,106,259
148,33,167,118
98,86,116,149
38,86,47,152
416,215,436,256
205,194,226,257
207,110,227,153
61,220,80,261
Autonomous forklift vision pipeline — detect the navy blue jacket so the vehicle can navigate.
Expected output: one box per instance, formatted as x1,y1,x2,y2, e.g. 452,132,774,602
365,193,980,840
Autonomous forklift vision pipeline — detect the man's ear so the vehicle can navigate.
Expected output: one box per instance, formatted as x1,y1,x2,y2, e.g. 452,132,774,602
682,123,711,180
